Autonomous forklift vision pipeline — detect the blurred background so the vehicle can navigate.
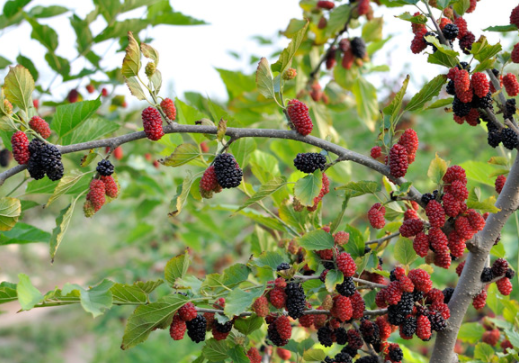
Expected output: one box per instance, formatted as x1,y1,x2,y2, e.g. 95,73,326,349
0,0,518,362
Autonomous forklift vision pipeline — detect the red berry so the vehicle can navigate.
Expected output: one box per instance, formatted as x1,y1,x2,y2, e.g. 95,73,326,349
317,0,335,9
447,67,459,80
471,73,490,99
33,99,39,109
495,175,506,194
502,340,513,353
399,218,424,237
368,203,386,229
412,12,426,34
11,131,30,165
287,99,313,136
404,209,419,221
269,287,287,309
86,84,95,94
299,305,314,327
68,89,79,103
438,17,451,30
455,17,468,39
385,281,403,305
408,269,432,293
443,192,463,217
375,289,388,308
341,49,355,70
247,347,262,363
497,278,513,296
350,291,365,319
466,0,476,13
29,116,51,139
113,146,123,160
429,227,448,253
398,129,419,164
512,5,519,27
426,200,446,228
252,296,269,317
411,28,428,54
413,232,430,257
178,302,197,321
142,107,164,141
482,329,501,346
472,289,487,310
334,231,350,246
425,288,444,304
504,74,519,96
357,0,370,15
456,261,466,277
467,209,485,232
457,88,473,104
455,216,476,240
203,312,215,329
101,88,108,97
454,69,471,93
160,98,176,121
336,252,357,277
389,144,409,178
370,146,382,159
416,315,432,341
448,231,466,258
200,166,220,192
446,179,468,201
170,314,186,340
275,316,292,340
331,295,353,322
277,348,291,360
100,175,118,198
434,251,452,269
86,179,105,212
432,301,451,319
212,325,230,341
317,248,334,260
376,316,392,341
465,109,480,127
399,276,415,293
443,165,467,185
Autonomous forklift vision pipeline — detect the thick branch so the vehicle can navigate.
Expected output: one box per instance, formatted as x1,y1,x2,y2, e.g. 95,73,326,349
0,125,422,204
431,152,519,363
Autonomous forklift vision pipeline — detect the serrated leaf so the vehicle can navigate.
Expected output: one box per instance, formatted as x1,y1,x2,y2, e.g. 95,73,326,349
25,16,58,52
396,12,427,23
161,144,200,167
405,75,447,112
222,264,250,287
61,118,119,146
343,225,365,258
0,197,21,232
458,322,485,343
165,251,190,287
425,36,459,57
224,285,265,318
125,76,147,100
122,31,141,78
17,273,43,310
294,170,322,206
202,338,228,361
471,36,502,63
4,65,34,111
150,69,162,93
428,51,458,68
460,161,495,186
168,171,198,218
234,316,264,335
394,237,417,265
473,58,496,73
271,21,308,74
0,285,17,305
474,342,495,361
79,279,114,318
427,153,448,185
49,195,80,262
362,17,383,43
227,345,249,363
256,57,275,99
253,251,286,270
384,75,409,121
121,294,188,350
140,43,159,65
325,270,344,292
297,229,335,251
46,172,86,207
111,283,147,305
51,98,102,139
216,118,227,142
303,349,326,361
335,180,380,197
235,177,287,213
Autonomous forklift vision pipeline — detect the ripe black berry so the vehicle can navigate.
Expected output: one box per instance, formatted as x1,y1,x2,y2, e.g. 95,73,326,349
277,262,291,271
214,320,233,333
335,327,348,345
473,92,493,109
213,153,243,188
356,356,379,363
481,267,494,282
341,345,358,358
337,277,356,297
446,80,455,95
421,193,435,205
389,345,404,362
443,287,455,304
360,319,380,345
285,283,306,319
387,304,406,326
0,149,11,167
429,311,447,331
293,153,326,173
186,315,207,343
398,292,414,316
334,352,352,363
505,99,517,119
351,37,366,59
267,322,287,346
452,96,471,117
317,326,333,347
413,290,424,302
502,128,519,150
488,131,502,148
506,268,516,279
28,139,64,181
443,23,459,40
96,159,114,176
401,316,417,336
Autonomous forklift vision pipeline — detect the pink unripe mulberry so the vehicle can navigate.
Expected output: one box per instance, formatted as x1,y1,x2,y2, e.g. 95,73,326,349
11,131,30,165
142,107,164,141
29,116,51,139
160,98,176,121
287,99,313,136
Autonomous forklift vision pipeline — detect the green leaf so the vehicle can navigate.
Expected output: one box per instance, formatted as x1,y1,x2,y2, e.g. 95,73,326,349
4,65,34,111
222,264,250,287
125,76,147,100
94,0,120,22
110,282,149,305
384,75,410,121
254,251,286,270
343,225,365,259
405,75,447,112
49,196,79,262
168,171,199,218
271,21,308,74
0,222,50,245
150,11,206,26
29,5,68,18
234,316,264,335
0,56,11,69
471,36,502,63
325,270,344,292
230,138,256,169
474,343,495,361
122,31,141,78
294,170,322,206
488,156,509,166
330,192,351,233
94,19,149,43
325,4,350,35
425,36,459,57
460,161,495,186
141,43,159,64
303,349,326,361
484,24,518,32
0,284,17,305
362,17,383,43
458,322,485,343
3,0,31,18
202,338,228,361
121,294,188,350
224,286,265,318
16,54,38,82
436,0,452,8
26,174,90,195
352,77,378,131
17,273,43,310
79,279,114,318
61,118,119,146
164,251,190,287
452,0,470,15
394,237,417,265
424,97,453,110
0,197,21,231
297,229,335,251
396,12,427,24
235,177,287,213
51,98,102,139
335,180,381,197
161,144,200,167
25,16,58,51
467,195,500,214
44,52,70,76
256,57,275,99
428,153,448,185
428,51,458,68
134,279,164,294
227,345,249,363
46,172,86,207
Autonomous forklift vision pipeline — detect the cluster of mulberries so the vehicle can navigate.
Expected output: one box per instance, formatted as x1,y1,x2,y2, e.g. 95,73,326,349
27,139,64,181
337,37,368,71
267,315,292,346
84,168,120,217
371,128,419,174
213,153,243,189
479,259,515,296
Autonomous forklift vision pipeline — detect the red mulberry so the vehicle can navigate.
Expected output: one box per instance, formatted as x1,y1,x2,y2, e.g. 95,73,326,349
29,116,51,139
376,316,392,341
247,347,262,363
275,316,292,340
471,73,490,98
434,251,452,269
331,295,353,322
459,32,475,54
252,296,269,317
482,329,501,346
511,5,519,27
200,166,220,192
411,28,428,54
398,129,419,163
86,179,105,212
389,144,409,178
472,289,487,310
334,231,350,246
495,175,506,194
455,216,476,240
412,12,425,34
101,175,118,198
455,69,470,93
142,107,164,141
426,200,446,228
455,17,468,39
178,302,197,322
170,314,186,340
497,277,513,295
416,315,432,341
337,252,356,277
350,291,365,319
413,232,430,257
448,231,466,258
160,98,176,121
370,146,382,159
307,173,330,211
443,165,467,185
466,0,476,13
368,203,386,229
429,227,448,253
269,287,286,309
504,74,519,97
317,0,335,9
456,261,466,277
467,209,485,232
408,269,432,293
287,99,313,136
443,193,462,217
447,180,469,201
385,281,403,305
11,131,30,165
399,218,424,237
404,209,419,220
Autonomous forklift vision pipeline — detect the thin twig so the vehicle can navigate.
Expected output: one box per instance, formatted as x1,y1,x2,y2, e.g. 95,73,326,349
365,232,400,246
423,0,448,46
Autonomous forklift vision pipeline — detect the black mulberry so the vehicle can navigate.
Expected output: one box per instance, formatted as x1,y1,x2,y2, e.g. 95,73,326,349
186,315,207,343
293,153,326,173
213,153,243,188
96,159,114,176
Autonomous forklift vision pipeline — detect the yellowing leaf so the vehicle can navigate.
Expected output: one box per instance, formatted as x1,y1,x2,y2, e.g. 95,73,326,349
427,153,448,185
256,57,275,99
0,197,21,232
121,31,141,78
140,43,159,65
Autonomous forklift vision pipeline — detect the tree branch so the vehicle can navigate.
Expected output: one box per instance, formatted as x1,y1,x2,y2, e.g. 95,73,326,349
0,125,423,205
194,307,387,317
365,232,400,246
430,152,519,363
